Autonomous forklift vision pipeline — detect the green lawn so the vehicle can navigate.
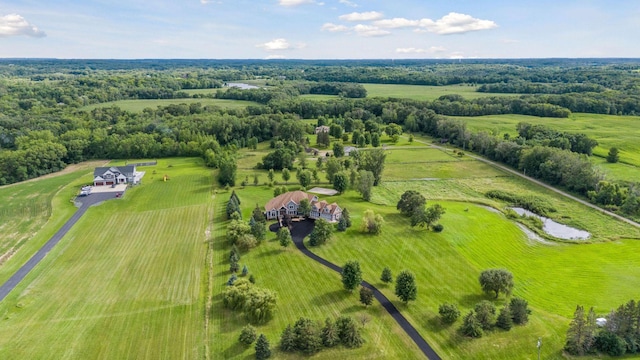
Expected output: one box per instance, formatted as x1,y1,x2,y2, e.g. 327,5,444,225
0,162,104,285
310,195,640,359
80,98,258,112
457,113,640,171
0,158,211,359
209,187,425,359
363,84,519,101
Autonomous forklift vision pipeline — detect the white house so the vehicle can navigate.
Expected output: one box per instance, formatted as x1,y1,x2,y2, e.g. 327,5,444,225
315,125,330,134
93,166,137,186
264,191,342,222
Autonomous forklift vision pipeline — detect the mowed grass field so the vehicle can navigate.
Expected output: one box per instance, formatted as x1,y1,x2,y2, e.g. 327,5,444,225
456,113,640,174
210,187,424,359
0,161,106,285
80,98,258,112
0,158,212,359
363,84,519,101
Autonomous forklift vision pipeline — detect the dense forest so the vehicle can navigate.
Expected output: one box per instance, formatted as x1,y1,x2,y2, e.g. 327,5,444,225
1,59,639,218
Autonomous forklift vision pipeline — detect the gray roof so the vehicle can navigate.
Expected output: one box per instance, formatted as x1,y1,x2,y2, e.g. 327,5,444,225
94,165,136,177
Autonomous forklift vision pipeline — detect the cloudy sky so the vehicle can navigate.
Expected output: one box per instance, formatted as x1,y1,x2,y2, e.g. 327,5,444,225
1,0,639,59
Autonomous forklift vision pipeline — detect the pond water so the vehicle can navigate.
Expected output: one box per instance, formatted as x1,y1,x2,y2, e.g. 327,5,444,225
226,82,259,89
510,207,591,240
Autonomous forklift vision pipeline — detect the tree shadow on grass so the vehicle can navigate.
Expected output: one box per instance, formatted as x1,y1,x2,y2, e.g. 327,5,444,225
223,341,251,359
310,289,352,307
458,293,490,308
425,315,451,333
255,248,280,258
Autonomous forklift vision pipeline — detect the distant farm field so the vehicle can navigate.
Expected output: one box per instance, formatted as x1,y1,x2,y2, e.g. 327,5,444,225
363,84,519,101
456,113,640,170
0,158,211,359
80,98,258,112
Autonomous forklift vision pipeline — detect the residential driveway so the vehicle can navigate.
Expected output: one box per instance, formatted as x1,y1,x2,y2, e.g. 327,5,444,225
0,191,124,303
271,220,441,360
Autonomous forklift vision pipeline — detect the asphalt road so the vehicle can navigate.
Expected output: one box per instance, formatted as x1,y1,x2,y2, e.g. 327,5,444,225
273,221,442,360
0,192,121,303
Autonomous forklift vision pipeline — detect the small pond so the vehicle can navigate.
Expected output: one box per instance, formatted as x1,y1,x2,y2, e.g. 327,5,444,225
509,207,591,240
226,82,259,89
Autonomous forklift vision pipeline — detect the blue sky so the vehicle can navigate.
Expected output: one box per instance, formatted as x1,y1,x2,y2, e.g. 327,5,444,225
1,0,639,59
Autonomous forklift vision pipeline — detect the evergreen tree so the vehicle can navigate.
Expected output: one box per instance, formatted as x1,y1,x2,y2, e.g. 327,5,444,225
230,259,239,273
496,305,513,331
241,265,249,277
279,325,296,352
253,173,259,186
461,311,483,338
565,305,587,355
250,218,267,243
510,297,530,325
341,261,363,292
268,168,275,182
342,208,352,228
321,317,339,347
252,204,266,224
335,316,364,348
292,317,323,355
255,334,271,360
395,270,417,304
607,147,620,163
337,215,348,232
380,267,393,284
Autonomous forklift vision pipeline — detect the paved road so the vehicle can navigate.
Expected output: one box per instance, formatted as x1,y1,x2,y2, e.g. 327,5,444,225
418,140,640,229
274,221,441,360
0,192,121,303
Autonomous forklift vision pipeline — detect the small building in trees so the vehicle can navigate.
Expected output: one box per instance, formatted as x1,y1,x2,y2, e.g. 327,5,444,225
315,125,330,134
264,191,342,222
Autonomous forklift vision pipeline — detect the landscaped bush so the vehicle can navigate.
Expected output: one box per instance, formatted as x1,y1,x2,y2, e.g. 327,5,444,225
239,325,257,345
439,303,460,324
433,224,444,232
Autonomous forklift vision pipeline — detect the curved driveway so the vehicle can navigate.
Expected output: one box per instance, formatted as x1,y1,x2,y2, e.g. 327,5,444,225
0,192,120,303
275,221,441,360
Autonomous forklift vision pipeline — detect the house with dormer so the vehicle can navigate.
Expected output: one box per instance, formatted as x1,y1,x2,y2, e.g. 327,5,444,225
93,166,137,186
264,190,342,222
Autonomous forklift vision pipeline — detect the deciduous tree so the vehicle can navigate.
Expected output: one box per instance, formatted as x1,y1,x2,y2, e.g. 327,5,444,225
479,269,514,299
309,219,333,246
359,286,374,307
395,270,417,304
380,267,393,284
439,303,460,324
356,170,375,201
341,260,362,292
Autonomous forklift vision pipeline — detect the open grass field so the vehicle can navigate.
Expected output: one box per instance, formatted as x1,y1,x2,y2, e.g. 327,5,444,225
209,187,425,359
310,195,640,359
0,161,105,285
363,84,519,101
80,98,258,112
0,158,212,359
456,113,640,171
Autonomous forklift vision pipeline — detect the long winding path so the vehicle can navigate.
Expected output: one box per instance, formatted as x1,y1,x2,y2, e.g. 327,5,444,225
277,221,441,360
0,192,119,303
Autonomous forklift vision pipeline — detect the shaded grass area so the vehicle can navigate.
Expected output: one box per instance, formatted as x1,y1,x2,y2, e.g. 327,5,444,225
210,187,425,359
458,113,640,171
363,84,519,101
0,158,211,359
80,98,258,112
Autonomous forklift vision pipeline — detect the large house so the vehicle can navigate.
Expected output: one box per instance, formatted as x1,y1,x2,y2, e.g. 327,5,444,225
93,166,137,186
264,191,342,222
315,125,330,134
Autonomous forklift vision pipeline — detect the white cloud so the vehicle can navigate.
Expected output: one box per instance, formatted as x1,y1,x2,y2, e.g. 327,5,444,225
278,0,314,6
353,24,390,37
396,46,447,54
339,0,358,7
374,18,418,29
321,22,349,32
200,0,222,4
418,12,497,35
0,14,46,38
265,54,287,59
339,11,383,22
257,38,291,51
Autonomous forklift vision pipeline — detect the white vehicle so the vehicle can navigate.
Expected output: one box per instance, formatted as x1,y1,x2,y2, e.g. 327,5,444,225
79,186,92,196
